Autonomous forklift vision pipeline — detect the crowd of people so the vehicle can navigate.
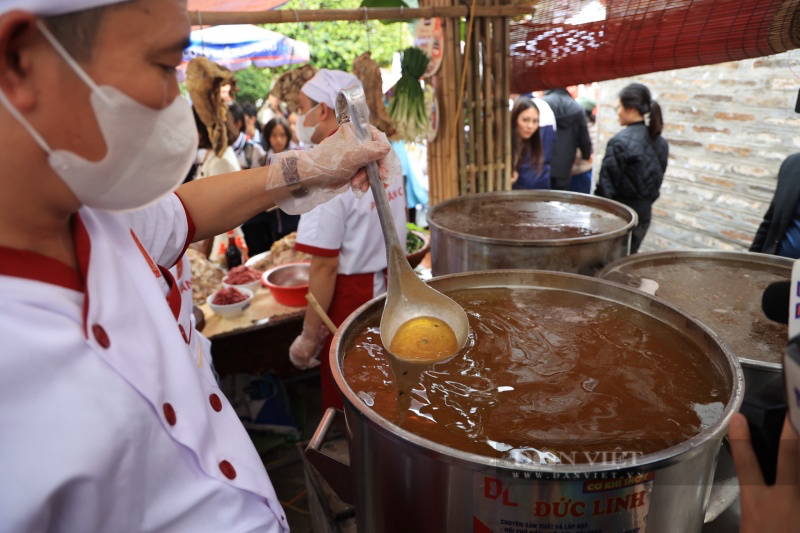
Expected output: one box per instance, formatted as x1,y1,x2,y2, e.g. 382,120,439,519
511,83,669,254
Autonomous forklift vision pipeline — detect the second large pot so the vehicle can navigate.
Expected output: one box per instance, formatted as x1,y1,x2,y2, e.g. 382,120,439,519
598,250,791,392
428,191,637,276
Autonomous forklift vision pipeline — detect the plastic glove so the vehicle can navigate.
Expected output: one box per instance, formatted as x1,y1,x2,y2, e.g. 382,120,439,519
289,325,329,369
266,123,400,214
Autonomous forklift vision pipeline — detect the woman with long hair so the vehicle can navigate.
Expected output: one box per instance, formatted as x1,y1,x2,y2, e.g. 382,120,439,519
262,116,292,163
510,97,549,189
596,83,668,253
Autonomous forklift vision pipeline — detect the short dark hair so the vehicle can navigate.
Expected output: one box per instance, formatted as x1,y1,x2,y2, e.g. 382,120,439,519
228,101,245,128
242,102,258,118
42,1,134,61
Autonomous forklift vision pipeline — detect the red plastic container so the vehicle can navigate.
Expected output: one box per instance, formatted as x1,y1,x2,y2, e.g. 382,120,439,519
262,262,310,307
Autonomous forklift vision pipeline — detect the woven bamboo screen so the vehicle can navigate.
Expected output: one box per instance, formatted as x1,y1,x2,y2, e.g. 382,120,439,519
510,0,800,92
423,0,523,205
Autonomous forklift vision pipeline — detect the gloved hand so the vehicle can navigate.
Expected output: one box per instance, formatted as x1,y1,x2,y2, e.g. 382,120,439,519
289,325,329,369
266,123,401,214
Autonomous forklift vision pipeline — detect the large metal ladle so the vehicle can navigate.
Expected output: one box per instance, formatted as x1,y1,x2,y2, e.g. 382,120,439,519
335,86,469,363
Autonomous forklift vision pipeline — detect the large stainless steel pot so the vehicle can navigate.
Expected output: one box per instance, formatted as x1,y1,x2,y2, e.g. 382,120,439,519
311,270,744,533
598,250,791,393
427,191,637,276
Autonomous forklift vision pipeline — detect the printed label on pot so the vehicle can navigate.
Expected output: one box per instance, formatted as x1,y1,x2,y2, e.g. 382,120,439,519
472,471,654,533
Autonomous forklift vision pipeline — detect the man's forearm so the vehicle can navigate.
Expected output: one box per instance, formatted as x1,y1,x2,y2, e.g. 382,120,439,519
303,256,339,333
177,168,277,242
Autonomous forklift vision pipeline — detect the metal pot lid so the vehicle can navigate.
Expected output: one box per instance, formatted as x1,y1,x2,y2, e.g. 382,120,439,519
427,191,637,247
598,250,791,370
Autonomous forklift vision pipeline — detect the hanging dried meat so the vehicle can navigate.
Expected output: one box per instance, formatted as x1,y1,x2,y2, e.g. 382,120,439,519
352,52,395,137
270,65,318,113
186,57,235,157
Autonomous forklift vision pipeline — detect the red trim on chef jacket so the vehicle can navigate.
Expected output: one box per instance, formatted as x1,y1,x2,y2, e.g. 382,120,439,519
75,216,92,338
158,265,182,321
130,230,161,278
173,192,197,268
0,214,89,293
294,242,340,258
320,272,375,411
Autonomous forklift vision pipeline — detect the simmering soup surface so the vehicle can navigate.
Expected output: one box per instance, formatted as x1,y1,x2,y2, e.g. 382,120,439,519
343,288,729,464
430,199,627,241
604,259,788,365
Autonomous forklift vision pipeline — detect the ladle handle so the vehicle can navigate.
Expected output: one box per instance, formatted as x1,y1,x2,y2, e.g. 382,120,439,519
335,86,405,263
365,161,405,258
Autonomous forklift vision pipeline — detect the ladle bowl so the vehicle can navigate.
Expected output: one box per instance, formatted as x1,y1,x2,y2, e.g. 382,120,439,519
335,86,469,362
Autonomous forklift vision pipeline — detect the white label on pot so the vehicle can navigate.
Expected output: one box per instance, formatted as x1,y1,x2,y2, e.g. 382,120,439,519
472,471,653,532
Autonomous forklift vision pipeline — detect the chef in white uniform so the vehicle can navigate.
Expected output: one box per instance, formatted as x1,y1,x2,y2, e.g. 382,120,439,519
0,1,395,531
288,70,407,411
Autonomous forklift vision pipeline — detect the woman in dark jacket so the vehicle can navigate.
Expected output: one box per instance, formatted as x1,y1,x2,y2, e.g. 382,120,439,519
596,83,669,253
510,97,549,189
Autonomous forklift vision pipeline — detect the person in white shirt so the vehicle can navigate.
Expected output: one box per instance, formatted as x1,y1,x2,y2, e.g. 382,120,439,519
288,69,407,411
196,104,242,179
229,101,266,170
0,1,395,531
242,101,262,146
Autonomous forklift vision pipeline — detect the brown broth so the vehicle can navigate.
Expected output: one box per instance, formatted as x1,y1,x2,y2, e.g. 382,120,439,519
430,199,626,241
343,288,729,464
605,259,788,365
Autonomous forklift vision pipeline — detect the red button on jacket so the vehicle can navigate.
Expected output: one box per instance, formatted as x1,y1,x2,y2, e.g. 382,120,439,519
92,324,110,349
163,403,177,426
209,394,223,412
219,460,236,480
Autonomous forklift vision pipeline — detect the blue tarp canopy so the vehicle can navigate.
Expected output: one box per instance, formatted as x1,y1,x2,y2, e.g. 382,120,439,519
181,24,309,73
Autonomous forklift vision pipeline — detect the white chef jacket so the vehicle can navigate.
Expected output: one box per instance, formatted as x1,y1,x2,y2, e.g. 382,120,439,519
0,194,288,533
294,180,407,297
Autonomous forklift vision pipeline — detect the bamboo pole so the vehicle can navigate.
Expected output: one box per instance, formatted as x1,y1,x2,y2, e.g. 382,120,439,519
446,15,460,200
472,15,484,194
493,6,505,191
502,16,512,191
189,5,532,25
465,11,477,195
454,11,467,197
483,9,495,192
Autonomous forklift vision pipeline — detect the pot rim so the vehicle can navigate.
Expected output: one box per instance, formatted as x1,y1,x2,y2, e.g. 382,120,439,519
331,269,745,475
597,248,794,278
427,191,638,247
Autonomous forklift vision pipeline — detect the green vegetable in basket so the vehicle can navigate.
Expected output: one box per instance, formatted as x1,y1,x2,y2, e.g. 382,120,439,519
388,47,430,141
406,231,425,254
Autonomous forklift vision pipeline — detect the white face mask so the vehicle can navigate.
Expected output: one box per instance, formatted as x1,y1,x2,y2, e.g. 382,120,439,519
0,21,197,211
295,104,320,147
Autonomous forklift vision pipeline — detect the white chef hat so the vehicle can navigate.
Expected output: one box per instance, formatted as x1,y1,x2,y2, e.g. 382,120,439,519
1,0,129,16
301,69,363,111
